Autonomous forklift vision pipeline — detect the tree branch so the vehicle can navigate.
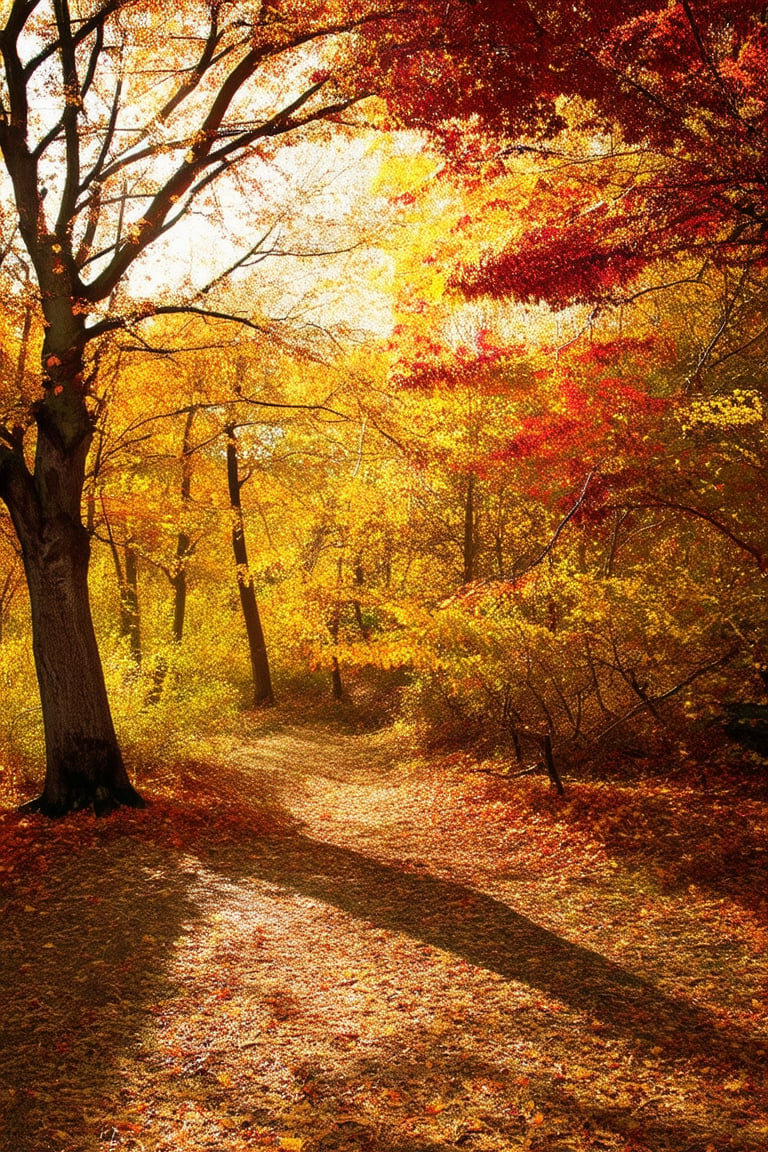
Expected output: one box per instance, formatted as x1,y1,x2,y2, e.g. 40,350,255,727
53,0,82,232
615,497,767,572
516,465,601,577
593,648,739,742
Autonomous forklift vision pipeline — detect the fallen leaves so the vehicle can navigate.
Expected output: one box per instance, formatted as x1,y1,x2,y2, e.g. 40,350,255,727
1,723,766,1152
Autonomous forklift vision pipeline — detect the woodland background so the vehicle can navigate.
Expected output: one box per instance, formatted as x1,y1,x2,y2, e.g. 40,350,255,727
1,0,766,794
0,5,767,1152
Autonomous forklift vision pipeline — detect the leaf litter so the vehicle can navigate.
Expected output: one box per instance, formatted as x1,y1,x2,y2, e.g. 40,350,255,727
0,718,766,1152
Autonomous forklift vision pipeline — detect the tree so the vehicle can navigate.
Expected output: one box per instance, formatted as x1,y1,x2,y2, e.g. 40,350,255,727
225,422,274,707
446,3,767,311
435,0,768,705
0,0,446,815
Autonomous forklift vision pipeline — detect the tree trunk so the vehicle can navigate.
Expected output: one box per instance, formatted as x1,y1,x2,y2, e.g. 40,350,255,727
104,509,141,663
352,558,370,641
226,427,274,706
0,298,143,811
1,382,143,816
21,520,141,815
122,544,141,663
171,407,196,645
328,553,344,701
171,563,188,644
463,473,476,584
331,653,344,701
328,612,344,701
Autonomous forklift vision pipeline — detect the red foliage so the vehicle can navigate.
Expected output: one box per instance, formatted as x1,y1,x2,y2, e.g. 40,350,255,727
0,769,292,890
392,2,768,305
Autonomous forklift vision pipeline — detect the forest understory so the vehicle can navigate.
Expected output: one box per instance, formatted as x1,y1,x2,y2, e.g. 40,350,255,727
1,708,766,1152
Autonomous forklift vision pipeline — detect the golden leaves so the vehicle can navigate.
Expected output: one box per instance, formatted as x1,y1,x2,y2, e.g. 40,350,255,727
684,390,763,430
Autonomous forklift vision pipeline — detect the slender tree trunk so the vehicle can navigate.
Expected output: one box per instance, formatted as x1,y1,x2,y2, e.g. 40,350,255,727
328,552,345,700
463,473,476,584
353,558,370,641
171,564,188,645
331,654,344,700
103,507,141,663
328,611,344,701
121,545,141,663
115,545,142,662
226,426,274,706
172,407,196,645
123,546,141,663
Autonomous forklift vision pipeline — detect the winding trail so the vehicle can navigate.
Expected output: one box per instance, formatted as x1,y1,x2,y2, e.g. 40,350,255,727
1,718,766,1152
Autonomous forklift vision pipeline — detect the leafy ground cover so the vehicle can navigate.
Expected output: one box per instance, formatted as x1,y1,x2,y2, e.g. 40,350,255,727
1,718,766,1152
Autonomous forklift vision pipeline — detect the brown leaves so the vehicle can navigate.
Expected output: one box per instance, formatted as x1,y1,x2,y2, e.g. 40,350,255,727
2,722,767,1152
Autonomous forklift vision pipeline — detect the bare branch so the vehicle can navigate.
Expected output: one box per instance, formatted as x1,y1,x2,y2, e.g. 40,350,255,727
680,0,746,127
593,648,738,742
79,76,123,191
155,3,227,123
515,465,601,577
22,0,127,77
615,497,767,571
53,0,82,231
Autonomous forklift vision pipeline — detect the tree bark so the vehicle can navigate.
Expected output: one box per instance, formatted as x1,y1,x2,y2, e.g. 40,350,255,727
171,407,196,645
226,426,274,706
1,386,143,816
463,472,476,584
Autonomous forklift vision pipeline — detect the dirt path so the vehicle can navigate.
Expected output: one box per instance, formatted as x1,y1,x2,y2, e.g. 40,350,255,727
1,719,766,1152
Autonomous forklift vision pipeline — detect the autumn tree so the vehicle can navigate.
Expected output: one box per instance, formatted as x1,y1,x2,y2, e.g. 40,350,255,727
0,0,460,815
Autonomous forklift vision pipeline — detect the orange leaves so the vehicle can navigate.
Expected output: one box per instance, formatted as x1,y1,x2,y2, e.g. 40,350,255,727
0,767,289,899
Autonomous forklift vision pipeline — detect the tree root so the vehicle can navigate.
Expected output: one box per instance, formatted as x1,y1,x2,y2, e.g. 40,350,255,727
19,784,146,819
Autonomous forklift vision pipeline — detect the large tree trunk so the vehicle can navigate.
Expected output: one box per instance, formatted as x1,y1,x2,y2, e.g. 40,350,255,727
1,383,143,817
22,519,141,815
226,426,274,706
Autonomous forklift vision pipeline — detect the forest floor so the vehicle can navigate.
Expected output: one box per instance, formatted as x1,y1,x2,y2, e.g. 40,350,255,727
0,711,767,1152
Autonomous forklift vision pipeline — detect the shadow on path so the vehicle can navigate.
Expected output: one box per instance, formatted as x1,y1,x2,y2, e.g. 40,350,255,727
0,837,201,1150
214,831,763,1071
